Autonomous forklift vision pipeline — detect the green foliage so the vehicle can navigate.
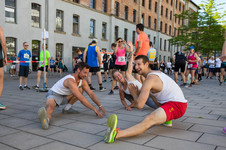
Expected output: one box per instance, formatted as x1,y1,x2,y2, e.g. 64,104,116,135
169,0,225,57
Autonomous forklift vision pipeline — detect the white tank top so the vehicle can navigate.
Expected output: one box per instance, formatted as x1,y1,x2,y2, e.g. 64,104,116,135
123,78,142,95
148,72,187,104
51,74,82,95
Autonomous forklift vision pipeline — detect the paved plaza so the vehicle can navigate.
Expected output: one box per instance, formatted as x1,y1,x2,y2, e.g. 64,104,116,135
0,72,226,150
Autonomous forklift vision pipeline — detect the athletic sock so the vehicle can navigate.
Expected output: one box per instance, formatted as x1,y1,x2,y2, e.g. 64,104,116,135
64,104,72,110
89,84,93,88
99,83,103,88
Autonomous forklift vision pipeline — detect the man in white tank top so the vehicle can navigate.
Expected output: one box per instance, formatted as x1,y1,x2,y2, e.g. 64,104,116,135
104,55,187,143
38,62,106,130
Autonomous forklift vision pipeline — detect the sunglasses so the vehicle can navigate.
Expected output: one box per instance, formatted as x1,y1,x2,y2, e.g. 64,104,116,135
118,41,123,43
24,45,29,46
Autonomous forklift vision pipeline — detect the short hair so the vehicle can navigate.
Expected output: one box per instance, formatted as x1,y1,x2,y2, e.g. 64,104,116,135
76,49,81,53
111,43,116,47
77,62,90,70
23,42,28,46
149,42,153,47
116,37,122,42
135,55,149,64
102,48,106,52
112,69,120,80
136,23,144,31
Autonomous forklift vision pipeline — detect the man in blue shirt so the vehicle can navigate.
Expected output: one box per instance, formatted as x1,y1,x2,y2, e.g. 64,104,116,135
18,42,31,90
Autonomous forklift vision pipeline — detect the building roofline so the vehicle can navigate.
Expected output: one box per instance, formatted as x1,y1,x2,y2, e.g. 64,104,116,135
190,0,201,10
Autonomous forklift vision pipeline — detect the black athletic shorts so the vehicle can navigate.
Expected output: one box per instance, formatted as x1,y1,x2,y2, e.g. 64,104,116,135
215,68,221,73
38,65,49,72
114,65,126,71
19,65,29,77
89,67,100,73
124,92,134,101
104,63,108,72
174,61,186,72
0,59,3,68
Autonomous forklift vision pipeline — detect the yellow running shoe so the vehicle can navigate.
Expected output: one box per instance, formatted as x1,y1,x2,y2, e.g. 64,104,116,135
104,114,118,143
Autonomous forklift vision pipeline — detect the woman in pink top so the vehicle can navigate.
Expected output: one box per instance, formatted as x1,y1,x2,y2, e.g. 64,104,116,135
109,38,130,95
185,46,199,87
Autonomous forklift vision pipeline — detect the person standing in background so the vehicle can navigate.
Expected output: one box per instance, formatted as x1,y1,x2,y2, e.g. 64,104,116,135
10,53,16,76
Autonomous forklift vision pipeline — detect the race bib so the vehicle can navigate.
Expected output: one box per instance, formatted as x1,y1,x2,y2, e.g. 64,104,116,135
188,64,193,69
24,53,29,59
118,56,125,62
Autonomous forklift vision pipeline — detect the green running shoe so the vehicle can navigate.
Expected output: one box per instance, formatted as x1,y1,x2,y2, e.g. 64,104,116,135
38,107,49,130
104,114,118,143
163,120,172,127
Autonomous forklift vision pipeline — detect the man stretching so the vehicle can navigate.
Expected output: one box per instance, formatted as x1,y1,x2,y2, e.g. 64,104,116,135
104,55,187,143
38,62,106,130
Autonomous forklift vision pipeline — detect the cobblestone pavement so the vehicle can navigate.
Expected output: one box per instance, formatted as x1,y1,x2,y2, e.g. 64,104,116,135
0,72,225,150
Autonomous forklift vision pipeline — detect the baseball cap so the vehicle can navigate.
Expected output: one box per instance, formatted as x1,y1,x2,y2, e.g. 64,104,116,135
92,38,98,43
189,46,194,50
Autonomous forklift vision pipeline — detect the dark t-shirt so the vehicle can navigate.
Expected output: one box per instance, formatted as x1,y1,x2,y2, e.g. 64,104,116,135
102,53,108,63
109,54,116,67
10,56,16,65
174,52,186,62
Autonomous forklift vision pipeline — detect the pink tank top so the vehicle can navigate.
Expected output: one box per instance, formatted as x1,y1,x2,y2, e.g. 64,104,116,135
115,47,126,65
188,52,197,68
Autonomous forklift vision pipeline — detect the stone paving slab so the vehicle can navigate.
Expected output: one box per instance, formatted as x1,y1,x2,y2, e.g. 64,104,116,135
198,133,226,147
0,143,17,150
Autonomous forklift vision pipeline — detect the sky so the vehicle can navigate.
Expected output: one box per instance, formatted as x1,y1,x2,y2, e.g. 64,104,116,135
192,0,226,21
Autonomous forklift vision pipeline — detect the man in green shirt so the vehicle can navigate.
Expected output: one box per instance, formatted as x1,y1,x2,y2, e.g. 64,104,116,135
33,44,50,89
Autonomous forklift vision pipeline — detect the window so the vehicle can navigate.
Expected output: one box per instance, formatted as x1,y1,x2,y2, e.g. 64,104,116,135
153,36,156,45
73,0,79,3
73,15,79,34
124,6,128,20
163,56,166,62
166,8,168,18
102,0,107,12
165,23,167,34
160,38,162,50
134,0,137,3
56,9,64,32
31,3,41,28
142,0,145,7
171,0,173,6
149,0,151,10
141,14,144,24
170,11,172,20
90,0,96,9
175,16,177,23
183,5,185,11
148,16,151,28
168,42,171,51
176,0,178,9
124,28,128,41
56,43,63,59
174,27,176,36
6,37,16,59
114,26,119,41
179,2,181,11
132,31,136,44
155,2,157,13
133,10,136,22
154,19,157,30
169,25,171,35
90,19,95,37
5,0,16,23
166,0,168,3
148,34,150,41
164,40,166,51
32,40,40,71
160,21,162,32
161,5,163,16
102,22,107,39
159,55,161,61
115,2,119,17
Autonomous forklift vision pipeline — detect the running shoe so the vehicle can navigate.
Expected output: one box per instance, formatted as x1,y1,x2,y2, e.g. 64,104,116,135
104,114,118,143
0,103,6,110
90,87,96,91
223,127,226,134
103,80,107,83
62,108,79,114
19,86,24,90
108,90,114,95
163,120,172,127
100,87,107,92
24,86,30,89
114,86,119,90
32,85,39,90
38,107,49,130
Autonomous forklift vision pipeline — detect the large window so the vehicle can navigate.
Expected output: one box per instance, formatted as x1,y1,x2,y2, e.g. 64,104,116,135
5,0,16,23
56,43,63,59
161,5,163,16
142,0,145,7
102,0,107,12
32,40,40,71
56,9,64,32
31,3,41,28
176,0,178,9
124,28,128,41
153,36,156,45
160,21,162,32
155,2,157,13
154,19,157,30
166,8,168,18
148,16,151,28
6,37,16,59
179,2,181,11
149,0,151,10
169,25,171,35
114,26,119,41
171,0,173,6
160,38,162,50
90,19,95,37
73,15,79,34
115,2,119,17
90,0,96,9
141,14,144,24
164,39,166,51
124,6,128,20
165,23,167,34
170,11,172,20
168,42,171,51
133,10,136,22
132,31,136,44
102,22,107,39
